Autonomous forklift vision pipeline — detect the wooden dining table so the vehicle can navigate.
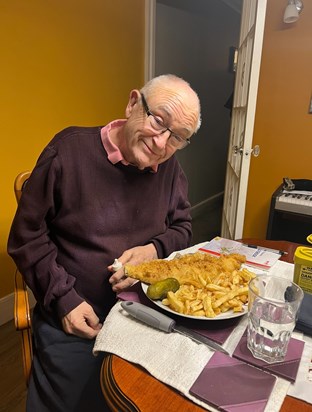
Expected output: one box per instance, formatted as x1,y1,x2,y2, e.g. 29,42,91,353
100,239,312,412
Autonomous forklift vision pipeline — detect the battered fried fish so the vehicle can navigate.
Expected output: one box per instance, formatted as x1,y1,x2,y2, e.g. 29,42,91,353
124,252,246,285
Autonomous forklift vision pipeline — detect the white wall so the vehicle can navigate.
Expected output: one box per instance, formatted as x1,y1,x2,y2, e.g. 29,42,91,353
155,0,241,209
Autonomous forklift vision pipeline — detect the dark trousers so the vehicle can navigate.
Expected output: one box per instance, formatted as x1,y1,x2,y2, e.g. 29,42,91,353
27,305,110,412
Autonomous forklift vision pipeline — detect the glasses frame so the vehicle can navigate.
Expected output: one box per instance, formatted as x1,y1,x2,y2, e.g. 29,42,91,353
140,93,190,149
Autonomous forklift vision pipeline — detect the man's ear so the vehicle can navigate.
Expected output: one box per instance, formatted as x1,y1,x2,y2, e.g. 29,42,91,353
125,90,140,118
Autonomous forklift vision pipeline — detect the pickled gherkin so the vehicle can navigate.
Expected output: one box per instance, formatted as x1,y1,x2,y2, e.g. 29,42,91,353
146,278,180,300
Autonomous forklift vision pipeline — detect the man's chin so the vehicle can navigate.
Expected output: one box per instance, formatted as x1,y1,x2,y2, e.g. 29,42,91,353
137,161,155,170
132,153,157,170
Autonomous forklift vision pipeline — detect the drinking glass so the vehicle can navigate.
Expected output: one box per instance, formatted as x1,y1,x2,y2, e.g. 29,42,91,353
247,275,304,363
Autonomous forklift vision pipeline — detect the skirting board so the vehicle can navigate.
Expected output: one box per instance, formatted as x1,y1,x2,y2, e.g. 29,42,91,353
190,191,224,220
0,289,36,326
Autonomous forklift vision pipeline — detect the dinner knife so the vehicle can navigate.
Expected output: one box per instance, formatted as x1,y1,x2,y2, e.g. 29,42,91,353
121,301,229,355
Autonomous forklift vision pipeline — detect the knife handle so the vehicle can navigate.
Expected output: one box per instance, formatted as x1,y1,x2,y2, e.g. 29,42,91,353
121,301,176,333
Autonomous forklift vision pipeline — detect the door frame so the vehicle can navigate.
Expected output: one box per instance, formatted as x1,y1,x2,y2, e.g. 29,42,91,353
145,0,267,239
144,0,156,82
222,0,267,239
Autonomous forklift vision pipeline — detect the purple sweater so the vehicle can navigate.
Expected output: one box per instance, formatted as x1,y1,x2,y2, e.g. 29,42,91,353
8,126,192,322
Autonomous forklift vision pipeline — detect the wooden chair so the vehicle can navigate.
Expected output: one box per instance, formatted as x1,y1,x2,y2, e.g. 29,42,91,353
13,170,33,387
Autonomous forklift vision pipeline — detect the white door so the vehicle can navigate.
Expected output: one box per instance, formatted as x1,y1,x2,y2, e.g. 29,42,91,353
221,0,267,239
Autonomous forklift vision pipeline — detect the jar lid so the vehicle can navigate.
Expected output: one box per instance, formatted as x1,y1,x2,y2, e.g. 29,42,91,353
295,246,312,262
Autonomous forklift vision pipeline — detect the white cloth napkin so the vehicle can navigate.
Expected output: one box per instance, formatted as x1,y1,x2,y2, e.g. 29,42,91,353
93,252,311,411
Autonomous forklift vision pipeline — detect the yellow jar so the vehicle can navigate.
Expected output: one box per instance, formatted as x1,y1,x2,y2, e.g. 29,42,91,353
293,235,312,294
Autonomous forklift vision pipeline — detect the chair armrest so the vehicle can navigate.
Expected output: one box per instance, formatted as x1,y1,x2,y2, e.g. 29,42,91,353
14,269,32,331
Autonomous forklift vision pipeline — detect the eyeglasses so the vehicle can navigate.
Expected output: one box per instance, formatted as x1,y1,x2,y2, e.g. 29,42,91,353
141,93,190,149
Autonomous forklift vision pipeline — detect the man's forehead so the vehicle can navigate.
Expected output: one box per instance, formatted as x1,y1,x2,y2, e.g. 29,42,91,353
149,93,186,114
149,86,185,102
147,88,198,134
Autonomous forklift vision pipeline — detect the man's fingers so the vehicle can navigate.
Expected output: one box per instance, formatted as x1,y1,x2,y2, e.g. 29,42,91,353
112,276,137,292
86,315,102,330
109,267,126,284
62,302,102,339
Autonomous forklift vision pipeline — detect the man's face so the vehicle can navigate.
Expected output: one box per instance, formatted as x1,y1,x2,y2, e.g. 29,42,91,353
120,88,198,170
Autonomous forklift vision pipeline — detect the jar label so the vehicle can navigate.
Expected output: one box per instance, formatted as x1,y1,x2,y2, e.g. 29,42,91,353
298,265,312,293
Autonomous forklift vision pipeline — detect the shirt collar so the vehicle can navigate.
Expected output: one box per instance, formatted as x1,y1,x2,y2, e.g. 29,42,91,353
101,120,158,172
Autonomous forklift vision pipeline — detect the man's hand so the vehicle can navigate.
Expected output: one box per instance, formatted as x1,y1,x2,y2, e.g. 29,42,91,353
62,301,102,339
108,244,158,292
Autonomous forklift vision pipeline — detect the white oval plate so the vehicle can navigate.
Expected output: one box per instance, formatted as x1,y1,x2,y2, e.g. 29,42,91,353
141,282,248,321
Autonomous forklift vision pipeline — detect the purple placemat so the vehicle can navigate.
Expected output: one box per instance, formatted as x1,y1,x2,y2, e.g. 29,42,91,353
232,329,305,382
117,281,151,305
118,283,242,345
190,351,276,412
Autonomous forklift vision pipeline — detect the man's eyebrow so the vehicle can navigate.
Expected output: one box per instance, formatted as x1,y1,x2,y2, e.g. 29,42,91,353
154,104,171,118
151,105,193,136
156,104,192,136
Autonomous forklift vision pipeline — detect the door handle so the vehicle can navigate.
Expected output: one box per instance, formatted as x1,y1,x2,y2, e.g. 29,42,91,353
233,144,260,157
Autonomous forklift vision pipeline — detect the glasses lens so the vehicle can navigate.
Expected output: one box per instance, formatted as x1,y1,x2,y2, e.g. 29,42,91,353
168,135,188,149
149,114,166,132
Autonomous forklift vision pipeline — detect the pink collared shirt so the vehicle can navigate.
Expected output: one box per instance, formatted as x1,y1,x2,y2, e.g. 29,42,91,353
100,120,158,172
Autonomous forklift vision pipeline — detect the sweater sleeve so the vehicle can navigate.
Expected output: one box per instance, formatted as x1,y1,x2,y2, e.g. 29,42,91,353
7,145,84,319
150,163,192,258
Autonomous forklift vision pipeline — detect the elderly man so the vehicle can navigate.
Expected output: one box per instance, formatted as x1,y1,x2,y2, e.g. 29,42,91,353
8,74,201,411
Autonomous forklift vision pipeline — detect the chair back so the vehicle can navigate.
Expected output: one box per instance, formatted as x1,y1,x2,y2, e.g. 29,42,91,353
13,170,33,387
14,170,31,203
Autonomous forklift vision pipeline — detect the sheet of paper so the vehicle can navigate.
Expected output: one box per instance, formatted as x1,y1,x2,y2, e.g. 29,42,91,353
199,237,281,270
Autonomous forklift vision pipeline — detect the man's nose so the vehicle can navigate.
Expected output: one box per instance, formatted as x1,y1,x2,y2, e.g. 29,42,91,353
152,130,171,149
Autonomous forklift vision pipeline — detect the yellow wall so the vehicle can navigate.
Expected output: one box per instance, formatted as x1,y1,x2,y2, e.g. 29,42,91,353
243,0,312,239
0,0,145,298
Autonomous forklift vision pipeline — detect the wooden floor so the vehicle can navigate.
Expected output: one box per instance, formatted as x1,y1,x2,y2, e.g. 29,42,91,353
0,320,27,411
